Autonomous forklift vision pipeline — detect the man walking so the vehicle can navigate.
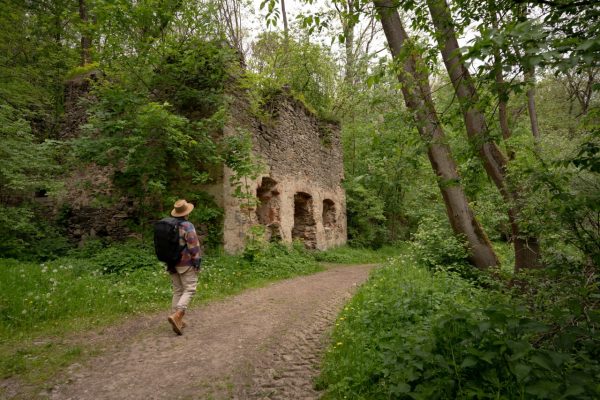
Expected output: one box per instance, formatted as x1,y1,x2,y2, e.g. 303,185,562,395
167,199,202,335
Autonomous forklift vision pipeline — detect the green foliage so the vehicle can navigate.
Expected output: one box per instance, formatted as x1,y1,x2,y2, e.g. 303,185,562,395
222,130,266,211
88,242,158,274
68,39,240,238
243,242,322,281
508,124,600,267
505,258,599,360
411,214,470,274
0,255,168,348
0,204,71,261
319,255,600,399
0,104,58,195
65,63,100,80
151,40,235,118
242,225,269,261
247,32,338,119
0,0,79,139
0,103,70,259
337,67,442,247
471,185,510,241
345,178,387,248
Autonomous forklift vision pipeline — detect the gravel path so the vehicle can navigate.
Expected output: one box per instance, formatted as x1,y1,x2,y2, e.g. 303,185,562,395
45,264,375,400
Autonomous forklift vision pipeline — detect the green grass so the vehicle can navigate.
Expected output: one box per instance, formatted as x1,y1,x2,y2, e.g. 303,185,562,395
0,241,323,388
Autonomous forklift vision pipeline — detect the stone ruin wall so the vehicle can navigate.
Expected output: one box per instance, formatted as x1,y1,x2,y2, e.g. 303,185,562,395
50,71,140,244
221,90,347,253
53,70,346,250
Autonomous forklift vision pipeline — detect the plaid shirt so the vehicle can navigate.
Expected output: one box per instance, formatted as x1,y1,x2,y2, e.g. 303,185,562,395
176,220,202,268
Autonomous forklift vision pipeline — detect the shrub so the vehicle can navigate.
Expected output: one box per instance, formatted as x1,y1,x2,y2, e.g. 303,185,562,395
345,179,388,249
89,242,158,274
411,214,470,274
0,204,71,260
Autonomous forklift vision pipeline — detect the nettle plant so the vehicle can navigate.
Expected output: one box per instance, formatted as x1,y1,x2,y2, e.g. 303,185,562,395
411,214,470,272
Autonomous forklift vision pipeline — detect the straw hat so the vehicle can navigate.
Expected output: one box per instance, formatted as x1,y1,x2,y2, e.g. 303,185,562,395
171,199,194,217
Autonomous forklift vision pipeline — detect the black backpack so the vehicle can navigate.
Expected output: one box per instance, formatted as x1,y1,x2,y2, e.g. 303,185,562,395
154,217,185,267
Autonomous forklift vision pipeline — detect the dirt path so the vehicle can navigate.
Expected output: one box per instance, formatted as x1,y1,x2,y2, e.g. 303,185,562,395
44,264,375,400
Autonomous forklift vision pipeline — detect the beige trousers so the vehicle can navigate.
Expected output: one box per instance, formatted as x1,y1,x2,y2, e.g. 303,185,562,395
170,266,198,311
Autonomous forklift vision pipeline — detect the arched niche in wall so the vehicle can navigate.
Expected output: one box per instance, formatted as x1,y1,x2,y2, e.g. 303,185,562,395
322,199,336,228
255,176,282,241
292,192,317,249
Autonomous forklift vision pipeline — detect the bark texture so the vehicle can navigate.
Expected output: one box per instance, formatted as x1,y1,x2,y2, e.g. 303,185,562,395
525,68,541,142
425,0,541,270
374,0,498,269
79,0,92,66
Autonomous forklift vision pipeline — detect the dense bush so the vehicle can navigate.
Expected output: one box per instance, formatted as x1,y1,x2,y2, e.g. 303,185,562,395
0,204,71,261
411,214,471,274
318,255,600,399
345,179,388,249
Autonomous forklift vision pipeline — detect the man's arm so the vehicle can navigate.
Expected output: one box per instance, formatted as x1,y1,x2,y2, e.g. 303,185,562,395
184,223,202,269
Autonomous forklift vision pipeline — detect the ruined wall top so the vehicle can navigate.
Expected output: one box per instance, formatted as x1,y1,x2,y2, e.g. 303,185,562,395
251,89,344,189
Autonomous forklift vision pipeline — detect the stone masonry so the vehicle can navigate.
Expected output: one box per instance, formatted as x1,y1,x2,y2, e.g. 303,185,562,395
217,88,347,253
56,70,347,251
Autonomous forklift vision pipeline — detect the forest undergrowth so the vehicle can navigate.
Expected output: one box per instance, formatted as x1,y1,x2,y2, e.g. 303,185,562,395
318,242,600,399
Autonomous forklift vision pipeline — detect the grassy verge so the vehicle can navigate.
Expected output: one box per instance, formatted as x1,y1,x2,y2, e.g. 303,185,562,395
317,251,600,399
0,241,323,388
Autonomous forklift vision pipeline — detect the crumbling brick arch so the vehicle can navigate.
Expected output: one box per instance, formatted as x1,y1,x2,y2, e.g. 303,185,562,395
256,176,282,241
292,192,317,249
322,199,337,228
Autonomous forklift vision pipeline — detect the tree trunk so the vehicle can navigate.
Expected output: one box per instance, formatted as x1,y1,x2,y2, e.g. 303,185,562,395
425,0,541,270
490,17,515,160
516,6,541,142
374,0,498,269
280,0,289,37
343,0,356,85
493,45,515,154
79,0,92,66
525,67,541,142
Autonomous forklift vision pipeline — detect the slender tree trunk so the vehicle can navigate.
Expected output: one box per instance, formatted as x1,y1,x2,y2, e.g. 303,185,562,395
490,12,515,160
281,0,289,37
374,0,498,269
494,49,513,145
79,0,92,66
343,0,356,85
525,67,541,142
516,6,541,142
425,0,541,270
564,68,599,116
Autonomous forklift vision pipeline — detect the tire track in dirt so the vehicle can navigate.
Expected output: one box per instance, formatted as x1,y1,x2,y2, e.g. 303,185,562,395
43,264,375,400
247,299,341,399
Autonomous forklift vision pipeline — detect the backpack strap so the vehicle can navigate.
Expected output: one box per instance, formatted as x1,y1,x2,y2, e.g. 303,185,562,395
176,218,188,253
166,218,186,272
